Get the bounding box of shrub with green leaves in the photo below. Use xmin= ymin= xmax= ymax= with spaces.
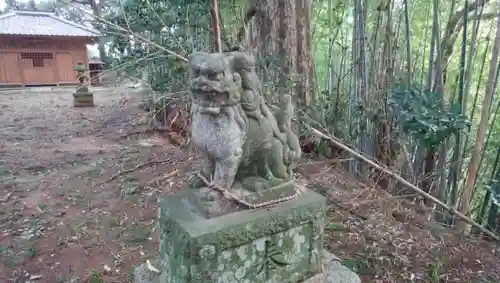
xmin=388 ymin=85 xmax=471 ymax=150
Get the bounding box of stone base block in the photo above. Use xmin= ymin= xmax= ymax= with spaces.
xmin=304 ymin=251 xmax=361 ymax=283
xmin=134 ymin=258 xmax=162 ymax=283
xmin=133 ymin=251 xmax=361 ymax=283
xmin=73 ymin=92 xmax=95 ymax=107
xmin=158 ymin=190 xmax=326 ymax=283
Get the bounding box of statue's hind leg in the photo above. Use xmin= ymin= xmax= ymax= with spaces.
xmin=266 ymin=139 xmax=289 ymax=180
xmin=255 ymin=142 xmax=281 ymax=181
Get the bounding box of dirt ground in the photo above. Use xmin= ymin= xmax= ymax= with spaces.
xmin=0 ymin=87 xmax=499 ymax=283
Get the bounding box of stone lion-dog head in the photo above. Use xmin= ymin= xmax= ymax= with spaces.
xmin=188 ymin=51 xmax=255 ymax=116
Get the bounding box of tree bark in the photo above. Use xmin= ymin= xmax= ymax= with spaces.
xmin=73 ymin=0 xmax=106 ymax=61
xmin=90 ymin=0 xmax=106 ymax=62
xmin=245 ymin=0 xmax=315 ymax=108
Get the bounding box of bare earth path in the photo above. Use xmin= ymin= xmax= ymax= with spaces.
xmin=0 ymin=88 xmax=194 ymax=282
xmin=0 ymin=87 xmax=500 ymax=283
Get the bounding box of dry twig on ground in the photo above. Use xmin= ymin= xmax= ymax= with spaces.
xmin=93 ymin=159 xmax=171 ymax=187
xmin=147 ymin=169 xmax=179 ymax=187
xmin=80 ymin=114 xmax=105 ymax=124
xmin=0 ymin=192 xmax=12 ymax=203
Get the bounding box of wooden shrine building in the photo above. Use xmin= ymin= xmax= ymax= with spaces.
xmin=0 ymin=11 xmax=101 ymax=87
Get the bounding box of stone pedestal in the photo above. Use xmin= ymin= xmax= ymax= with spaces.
xmin=303 ymin=251 xmax=361 ymax=283
xmin=151 ymin=190 xmax=326 ymax=283
xmin=73 ymin=91 xmax=95 ymax=107
xmin=134 ymin=248 xmax=362 ymax=283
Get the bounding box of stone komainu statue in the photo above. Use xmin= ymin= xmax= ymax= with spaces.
xmin=188 ymin=51 xmax=301 ymax=199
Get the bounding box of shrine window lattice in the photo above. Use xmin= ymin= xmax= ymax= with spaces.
xmin=21 ymin=52 xmax=53 ymax=68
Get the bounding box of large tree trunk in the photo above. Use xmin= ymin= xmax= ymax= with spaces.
xmin=245 ymin=0 xmax=315 ymax=108
xmin=73 ymin=0 xmax=106 ymax=61
xmin=90 ymin=0 xmax=106 ymax=62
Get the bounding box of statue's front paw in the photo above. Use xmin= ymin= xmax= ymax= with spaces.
xmin=188 ymin=174 xmax=204 ymax=189
xmin=242 ymin=176 xmax=271 ymax=192
xmin=199 ymin=186 xmax=220 ymax=201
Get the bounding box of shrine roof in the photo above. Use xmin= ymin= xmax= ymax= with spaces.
xmin=0 ymin=11 xmax=101 ymax=37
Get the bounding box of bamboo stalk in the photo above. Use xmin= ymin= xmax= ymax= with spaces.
xmin=458 ymin=11 xmax=500 ymax=231
xmin=310 ymin=127 xmax=499 ymax=241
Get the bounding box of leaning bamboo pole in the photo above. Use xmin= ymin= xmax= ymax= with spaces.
xmin=311 ymin=127 xmax=499 ymax=241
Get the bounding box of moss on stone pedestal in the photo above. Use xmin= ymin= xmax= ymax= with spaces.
xmin=73 ymin=90 xmax=95 ymax=107
xmin=158 ymin=190 xmax=326 ymax=283
xmin=73 ymin=87 xmax=94 ymax=106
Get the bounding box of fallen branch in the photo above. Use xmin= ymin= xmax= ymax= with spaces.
xmin=310 ymin=127 xmax=500 ymax=241
xmin=0 ymin=192 xmax=12 ymax=203
xmin=94 ymin=159 xmax=171 ymax=187
xmin=146 ymin=259 xmax=161 ymax=274
xmin=119 ymin=99 xmax=128 ymax=108
xmin=80 ymin=114 xmax=104 ymax=124
xmin=147 ymin=169 xmax=179 ymax=186
xmin=329 ymin=197 xmax=369 ymax=220
xmin=196 ymin=173 xmax=254 ymax=208
xmin=119 ymin=129 xmax=158 ymax=139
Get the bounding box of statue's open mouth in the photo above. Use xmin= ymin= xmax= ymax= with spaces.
xmin=191 ymin=87 xmax=232 ymax=110
xmin=199 ymin=106 xmax=221 ymax=115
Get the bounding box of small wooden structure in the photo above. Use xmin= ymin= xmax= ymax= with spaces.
xmin=0 ymin=11 xmax=101 ymax=87
xmin=88 ymin=58 xmax=104 ymax=86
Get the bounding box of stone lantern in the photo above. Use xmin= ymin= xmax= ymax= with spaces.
xmin=72 ymin=61 xmax=95 ymax=107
